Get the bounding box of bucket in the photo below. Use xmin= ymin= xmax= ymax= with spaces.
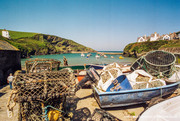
xmin=77 ymin=75 xmax=85 ymax=82
xmin=106 ymin=75 xmax=132 ymax=92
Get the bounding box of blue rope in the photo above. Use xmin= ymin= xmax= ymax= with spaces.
xmin=42 ymin=105 xmax=65 ymax=121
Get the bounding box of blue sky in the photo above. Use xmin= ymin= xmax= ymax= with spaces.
xmin=0 ymin=0 xmax=180 ymax=51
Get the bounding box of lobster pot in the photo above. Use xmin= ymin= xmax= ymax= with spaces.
xmin=25 ymin=59 xmax=61 ymax=73
xmin=19 ymin=98 xmax=64 ymax=121
xmin=12 ymin=69 xmax=75 ymax=121
xmin=13 ymin=69 xmax=75 ymax=102
xmin=143 ymin=51 xmax=176 ymax=77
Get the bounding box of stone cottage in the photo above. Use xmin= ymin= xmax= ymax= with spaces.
xmin=169 ymin=32 xmax=178 ymax=40
xmin=162 ymin=34 xmax=171 ymax=40
xmin=176 ymin=31 xmax=180 ymax=39
xmin=0 ymin=39 xmax=21 ymax=85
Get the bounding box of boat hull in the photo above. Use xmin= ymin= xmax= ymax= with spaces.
xmin=59 ymin=64 xmax=104 ymax=70
xmin=59 ymin=65 xmax=90 ymax=70
xmin=93 ymin=81 xmax=180 ymax=108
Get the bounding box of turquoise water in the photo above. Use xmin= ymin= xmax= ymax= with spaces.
xmin=21 ymin=52 xmax=136 ymax=67
xmin=98 ymin=51 xmax=123 ymax=53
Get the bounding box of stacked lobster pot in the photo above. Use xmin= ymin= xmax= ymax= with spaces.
xmin=25 ymin=58 xmax=61 ymax=73
xmin=7 ymin=59 xmax=76 ymax=121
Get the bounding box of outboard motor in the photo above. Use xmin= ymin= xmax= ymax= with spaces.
xmin=75 ymin=67 xmax=100 ymax=92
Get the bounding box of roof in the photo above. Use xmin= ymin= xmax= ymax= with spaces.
xmin=2 ymin=29 xmax=8 ymax=32
xmin=176 ymin=31 xmax=180 ymax=34
xmin=0 ymin=39 xmax=19 ymax=51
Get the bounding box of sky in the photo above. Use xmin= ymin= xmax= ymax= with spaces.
xmin=0 ymin=0 xmax=180 ymax=51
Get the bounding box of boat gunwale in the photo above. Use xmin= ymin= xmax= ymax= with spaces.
xmin=93 ymin=81 xmax=180 ymax=96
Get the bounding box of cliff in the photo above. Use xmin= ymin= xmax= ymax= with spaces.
xmin=0 ymin=30 xmax=96 ymax=58
xmin=123 ymin=40 xmax=180 ymax=58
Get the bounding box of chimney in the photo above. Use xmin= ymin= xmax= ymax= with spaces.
xmin=144 ymin=35 xmax=147 ymax=40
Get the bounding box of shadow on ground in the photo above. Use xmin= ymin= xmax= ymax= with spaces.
xmin=69 ymin=93 xmax=122 ymax=121
xmin=0 ymin=92 xmax=5 ymax=97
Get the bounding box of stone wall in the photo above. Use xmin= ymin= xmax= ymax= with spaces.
xmin=0 ymin=50 xmax=21 ymax=85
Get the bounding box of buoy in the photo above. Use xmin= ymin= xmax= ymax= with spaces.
xmin=119 ymin=56 xmax=124 ymax=59
xmin=48 ymin=110 xmax=60 ymax=121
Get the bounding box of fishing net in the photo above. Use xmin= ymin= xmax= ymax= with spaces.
xmin=9 ymin=68 xmax=75 ymax=121
xmin=25 ymin=59 xmax=61 ymax=73
xmin=131 ymin=50 xmax=176 ymax=78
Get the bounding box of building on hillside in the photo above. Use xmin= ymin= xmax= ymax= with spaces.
xmin=162 ymin=34 xmax=171 ymax=40
xmin=176 ymin=31 xmax=180 ymax=39
xmin=169 ymin=32 xmax=178 ymax=40
xmin=150 ymin=32 xmax=160 ymax=41
xmin=0 ymin=40 xmax=21 ymax=85
xmin=2 ymin=29 xmax=10 ymax=39
xmin=137 ymin=31 xmax=180 ymax=43
xmin=137 ymin=36 xmax=146 ymax=42
xmin=137 ymin=35 xmax=149 ymax=42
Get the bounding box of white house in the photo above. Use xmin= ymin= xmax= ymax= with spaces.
xmin=150 ymin=32 xmax=160 ymax=41
xmin=2 ymin=29 xmax=10 ymax=39
xmin=137 ymin=35 xmax=148 ymax=42
xmin=163 ymin=34 xmax=170 ymax=40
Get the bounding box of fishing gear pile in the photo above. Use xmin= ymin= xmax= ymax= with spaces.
xmin=7 ymin=59 xmax=76 ymax=121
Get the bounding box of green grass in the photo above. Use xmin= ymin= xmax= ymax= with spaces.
xmin=129 ymin=112 xmax=135 ymax=116
xmin=160 ymin=40 xmax=180 ymax=48
xmin=0 ymin=29 xmax=38 ymax=39
xmin=7 ymin=38 xmax=47 ymax=53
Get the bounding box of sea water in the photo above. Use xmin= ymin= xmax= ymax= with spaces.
xmin=21 ymin=51 xmax=136 ymax=67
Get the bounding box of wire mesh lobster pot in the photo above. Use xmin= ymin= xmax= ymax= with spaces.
xmin=12 ymin=68 xmax=75 ymax=121
xmin=143 ymin=50 xmax=176 ymax=77
xmin=18 ymin=98 xmax=65 ymax=121
xmin=25 ymin=59 xmax=61 ymax=73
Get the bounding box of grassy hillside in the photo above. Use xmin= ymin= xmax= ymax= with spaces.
xmin=0 ymin=29 xmax=37 ymax=39
xmin=0 ymin=30 xmax=95 ymax=58
xmin=123 ymin=40 xmax=180 ymax=57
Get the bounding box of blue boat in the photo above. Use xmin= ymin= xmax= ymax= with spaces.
xmin=58 ymin=64 xmax=104 ymax=70
xmin=93 ymin=81 xmax=180 ymax=108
